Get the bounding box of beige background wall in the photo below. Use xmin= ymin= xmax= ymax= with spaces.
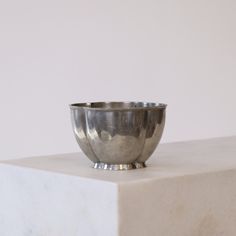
xmin=0 ymin=0 xmax=235 ymax=159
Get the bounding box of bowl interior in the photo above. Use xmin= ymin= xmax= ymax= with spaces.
xmin=70 ymin=101 xmax=165 ymax=109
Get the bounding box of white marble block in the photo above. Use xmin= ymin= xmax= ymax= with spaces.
xmin=1 ymin=136 xmax=236 ymax=236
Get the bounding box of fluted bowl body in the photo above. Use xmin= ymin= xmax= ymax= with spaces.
xmin=70 ymin=102 xmax=167 ymax=170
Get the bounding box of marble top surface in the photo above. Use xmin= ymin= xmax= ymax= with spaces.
xmin=1 ymin=136 xmax=236 ymax=184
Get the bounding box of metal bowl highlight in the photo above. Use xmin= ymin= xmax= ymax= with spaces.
xmin=70 ymin=102 xmax=167 ymax=170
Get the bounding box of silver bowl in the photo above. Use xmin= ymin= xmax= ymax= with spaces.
xmin=70 ymin=102 xmax=167 ymax=170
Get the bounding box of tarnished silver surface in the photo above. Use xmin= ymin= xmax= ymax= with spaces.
xmin=70 ymin=102 xmax=167 ymax=170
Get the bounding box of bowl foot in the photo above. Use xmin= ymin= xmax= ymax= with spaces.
xmin=93 ymin=162 xmax=146 ymax=171
xmin=134 ymin=162 xmax=146 ymax=169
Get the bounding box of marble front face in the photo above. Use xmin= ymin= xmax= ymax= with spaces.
xmin=0 ymin=165 xmax=118 ymax=236
xmin=0 ymin=136 xmax=236 ymax=236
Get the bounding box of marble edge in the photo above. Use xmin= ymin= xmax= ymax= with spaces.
xmin=1 ymin=135 xmax=236 ymax=185
xmin=1 ymin=161 xmax=236 ymax=186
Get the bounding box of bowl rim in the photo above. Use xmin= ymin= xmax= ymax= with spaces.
xmin=69 ymin=101 xmax=167 ymax=111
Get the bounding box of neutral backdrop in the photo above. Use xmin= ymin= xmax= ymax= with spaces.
xmin=0 ymin=0 xmax=235 ymax=160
